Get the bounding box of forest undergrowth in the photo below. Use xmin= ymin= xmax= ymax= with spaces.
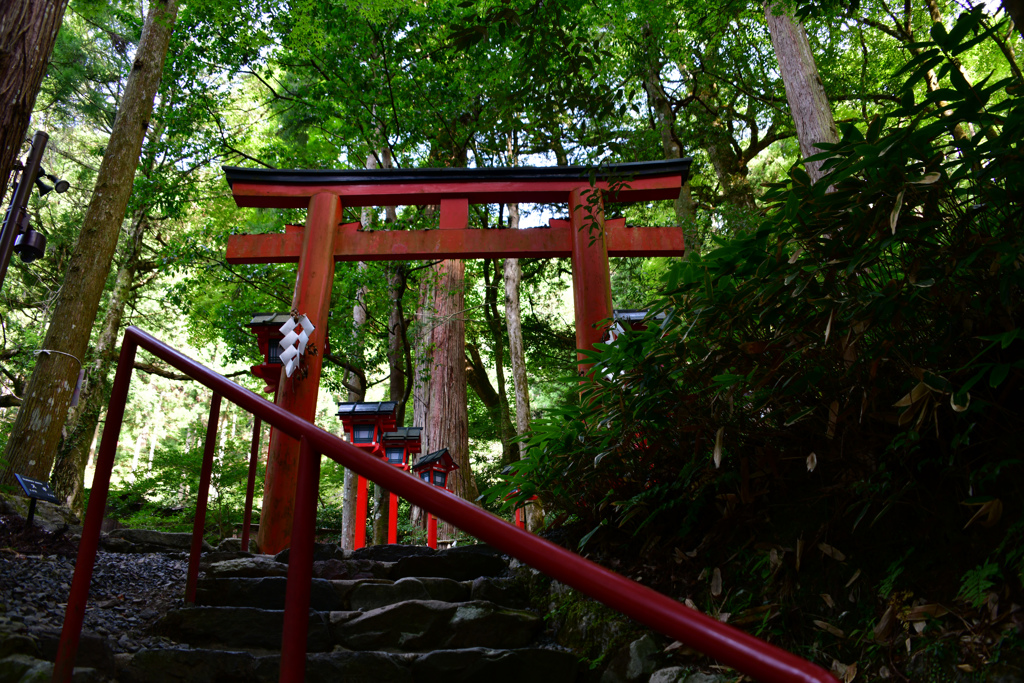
xmin=492 ymin=11 xmax=1024 ymax=679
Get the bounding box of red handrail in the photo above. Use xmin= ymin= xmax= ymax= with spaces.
xmin=52 ymin=327 xmax=838 ymax=683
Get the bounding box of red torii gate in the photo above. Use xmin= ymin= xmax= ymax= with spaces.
xmin=223 ymin=159 xmax=692 ymax=554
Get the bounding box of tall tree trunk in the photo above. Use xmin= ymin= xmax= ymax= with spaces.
xmin=503 ymin=256 xmax=530 ymax=458
xmin=0 ymin=0 xmax=70 ymax=203
xmin=410 ymin=272 xmax=434 ymax=528
xmin=50 ymin=209 xmax=149 ymax=514
xmin=643 ymin=60 xmax=698 ymax=229
xmin=483 ymin=259 xmax=515 ymax=465
xmin=764 ymin=2 xmax=838 ymax=185
xmin=426 ymin=258 xmax=476 ymax=503
xmin=1002 ymin=0 xmax=1024 ymax=43
xmin=1 ymin=0 xmax=179 ymax=488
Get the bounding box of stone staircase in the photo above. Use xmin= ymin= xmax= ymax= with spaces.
xmin=115 ymin=543 xmax=580 ymax=683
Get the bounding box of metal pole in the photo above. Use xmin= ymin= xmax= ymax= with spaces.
xmin=241 ymin=416 xmax=262 ymax=552
xmin=0 ymin=131 xmax=48 ymax=293
xmin=185 ymin=394 xmax=222 ymax=605
xmin=280 ymin=436 xmax=319 ymax=683
xmin=52 ymin=338 xmax=138 ymax=683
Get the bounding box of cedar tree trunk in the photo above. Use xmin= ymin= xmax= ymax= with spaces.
xmin=1 ymin=0 xmax=178 ymax=488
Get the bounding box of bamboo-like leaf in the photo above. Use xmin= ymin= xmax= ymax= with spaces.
xmin=824 ymin=310 xmax=833 ymax=344
xmin=711 ymin=567 xmax=723 ymax=596
xmin=819 ymin=542 xmax=847 ymax=561
xmin=951 ymin=391 xmax=970 ymax=412
xmin=893 ymin=382 xmax=930 ymax=407
xmin=814 ymin=620 xmax=845 ymax=637
xmin=910 ymin=172 xmax=941 ymax=185
xmin=713 ymin=427 xmax=723 ymax=468
xmin=890 ymin=189 xmax=905 ymax=234
xmin=807 ymin=452 xmax=818 ymax=472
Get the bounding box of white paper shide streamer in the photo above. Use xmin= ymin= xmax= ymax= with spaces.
xmin=278 ymin=314 xmax=315 ymax=378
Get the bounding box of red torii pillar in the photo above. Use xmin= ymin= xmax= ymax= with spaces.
xmin=258 ymin=192 xmax=341 ymax=555
xmin=224 ymin=161 xmax=690 ymax=553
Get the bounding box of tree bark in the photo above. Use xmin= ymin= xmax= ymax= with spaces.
xmin=483 ymin=259 xmax=515 ymax=465
xmin=643 ymin=60 xmax=699 ymax=228
xmin=1 ymin=0 xmax=178 ymax=489
xmin=503 ymin=255 xmax=531 ymax=459
xmin=1002 ymin=0 xmax=1024 ymax=43
xmin=426 ymin=258 xmax=476 ymax=503
xmin=764 ymin=2 xmax=838 ymax=184
xmin=0 ymin=0 xmax=70 ymax=204
xmin=49 ymin=210 xmax=149 ymax=514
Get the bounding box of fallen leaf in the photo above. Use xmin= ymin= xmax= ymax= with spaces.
xmin=685 ymin=598 xmax=699 ymax=611
xmin=814 ymin=620 xmax=845 ymax=638
xmin=873 ymin=605 xmax=896 ymax=641
xmin=821 ymin=593 xmax=835 ymax=609
xmin=663 ymin=640 xmax=683 ymax=652
xmin=951 ymin=391 xmax=970 ymax=412
xmin=894 ymin=381 xmax=931 ymax=407
xmin=905 ymin=604 xmax=949 ymax=620
xmin=819 ymin=542 xmax=847 ymax=562
xmin=911 ymin=172 xmax=941 ymax=185
xmin=711 ymin=567 xmax=723 ymax=597
xmin=770 ymin=548 xmax=781 ymax=569
xmin=912 ymin=620 xmax=927 ymax=633
xmin=824 ymin=310 xmax=833 ymax=344
xmin=879 ymin=666 xmax=891 ymax=678
xmin=717 ymin=612 xmax=731 ymax=623
xmin=713 ymin=427 xmax=724 ymax=468
xmin=957 ymin=664 xmax=975 ymax=673
xmin=964 ymin=498 xmax=1003 ymax=529
xmin=807 ymin=452 xmax=818 ymax=472
xmin=844 ymin=662 xmax=858 ymax=682
xmin=846 ymin=569 xmax=862 ymax=587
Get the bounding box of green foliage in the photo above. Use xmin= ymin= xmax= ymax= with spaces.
xmin=958 ymin=562 xmax=1000 ymax=608
xmin=493 ymin=11 xmax=1024 ymax=595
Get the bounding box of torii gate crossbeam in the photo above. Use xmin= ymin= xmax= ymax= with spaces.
xmin=223 ymin=159 xmax=692 ymax=554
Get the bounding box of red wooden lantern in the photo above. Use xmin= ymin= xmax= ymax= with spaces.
xmin=412 ymin=448 xmax=458 ymax=489
xmin=336 ymin=401 xmax=398 ymax=549
xmin=247 ymin=313 xmax=292 ymax=393
xmin=381 ymin=427 xmax=422 ymax=468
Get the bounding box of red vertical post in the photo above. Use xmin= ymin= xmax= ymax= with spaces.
xmin=569 ymin=187 xmax=612 ymax=374
xmin=241 ymin=416 xmax=262 ymax=553
xmin=53 ymin=339 xmax=138 ymax=683
xmin=354 ymin=475 xmax=368 ymax=549
xmin=388 ymin=491 xmax=399 ymax=544
xmin=258 ymin=192 xmax=342 ymax=555
xmin=515 ymin=507 xmax=525 ymax=530
xmin=280 ymin=436 xmax=320 ymax=683
xmin=427 ymin=513 xmax=437 ymax=549
xmin=186 ymin=394 xmax=222 ymax=605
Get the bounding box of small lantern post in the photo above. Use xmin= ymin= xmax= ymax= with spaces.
xmin=337 ymin=401 xmax=398 ymax=549
xmin=381 ymin=427 xmax=422 ymax=544
xmin=411 ymin=448 xmax=459 ymax=549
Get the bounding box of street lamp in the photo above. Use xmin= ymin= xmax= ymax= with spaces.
xmin=0 ymin=131 xmax=69 ymax=290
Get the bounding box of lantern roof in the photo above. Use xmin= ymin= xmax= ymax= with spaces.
xmin=248 ymin=312 xmax=293 ymax=327
xmin=382 ymin=427 xmax=422 ymax=442
xmin=337 ymin=401 xmax=398 ymax=417
xmin=412 ymin=448 xmax=458 ymax=472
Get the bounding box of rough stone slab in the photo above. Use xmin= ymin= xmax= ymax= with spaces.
xmin=116 ymin=648 xmax=261 ymax=683
xmin=107 ymin=529 xmax=213 ymax=554
xmin=314 ymin=558 xmax=392 ymax=581
xmin=274 ymin=543 xmax=348 ymax=564
xmin=349 ymin=577 xmax=432 ymax=611
xmin=215 ymin=538 xmax=258 ymax=553
xmin=36 ymin=632 xmax=116 ymax=675
xmin=391 ymin=546 xmax=508 ymax=582
xmin=334 ymin=599 xmax=540 ymax=652
xmin=412 ymin=647 xmax=579 ymax=683
xmin=194 ymin=577 xmax=366 ymax=611
xmin=0 ymin=653 xmax=101 ymax=683
xmin=0 ymin=493 xmax=80 ymax=534
xmin=206 ymin=556 xmax=289 ymax=578
xmin=154 ymin=607 xmax=333 ymax=652
xmin=349 ymin=545 xmax=436 ymax=562
xmin=469 ymin=576 xmax=529 ymax=608
xmin=255 ymin=651 xmax=414 ymax=682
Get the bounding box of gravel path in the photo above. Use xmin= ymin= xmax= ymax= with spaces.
xmin=0 ymin=515 xmax=189 ymax=655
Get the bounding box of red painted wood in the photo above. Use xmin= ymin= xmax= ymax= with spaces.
xmin=229 ymin=176 xmax=683 ymax=209
xmin=56 ymin=326 xmax=838 ymax=683
xmin=186 ymin=394 xmax=221 ymax=605
xmin=279 ymin=436 xmax=319 ymax=683
xmin=226 ymin=221 xmax=684 ymax=264
xmin=427 ymin=513 xmax=437 ymax=549
xmin=257 ymin=192 xmax=342 ymax=555
xmin=389 ymin=491 xmax=399 ymax=544
xmin=570 ymin=188 xmax=613 ymax=370
xmin=355 ymin=475 xmax=368 ymax=549
xmin=439 ymin=198 xmax=468 ymax=229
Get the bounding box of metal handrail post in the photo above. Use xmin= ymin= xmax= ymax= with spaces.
xmin=185 ymin=394 xmax=222 ymax=605
xmin=241 ymin=416 xmax=262 ymax=552
xmin=279 ymin=436 xmax=319 ymax=683
xmin=52 ymin=338 xmax=138 ymax=682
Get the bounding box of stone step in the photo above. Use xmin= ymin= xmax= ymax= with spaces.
xmin=204 ymin=544 xmax=510 ymax=583
xmin=117 ymin=646 xmax=579 ymax=683
xmin=195 ymin=575 xmax=526 ymax=611
xmin=155 ymin=599 xmax=541 ymax=653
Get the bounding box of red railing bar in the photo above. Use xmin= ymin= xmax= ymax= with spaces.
xmin=185 ymin=394 xmax=222 ymax=605
xmin=53 ymin=327 xmax=838 ymax=683
xmin=279 ymin=436 xmax=319 ymax=683
xmin=241 ymin=416 xmax=262 ymax=552
xmin=53 ymin=340 xmax=138 ymax=682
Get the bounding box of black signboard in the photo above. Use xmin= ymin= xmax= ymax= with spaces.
xmin=14 ymin=474 xmax=60 ymax=504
